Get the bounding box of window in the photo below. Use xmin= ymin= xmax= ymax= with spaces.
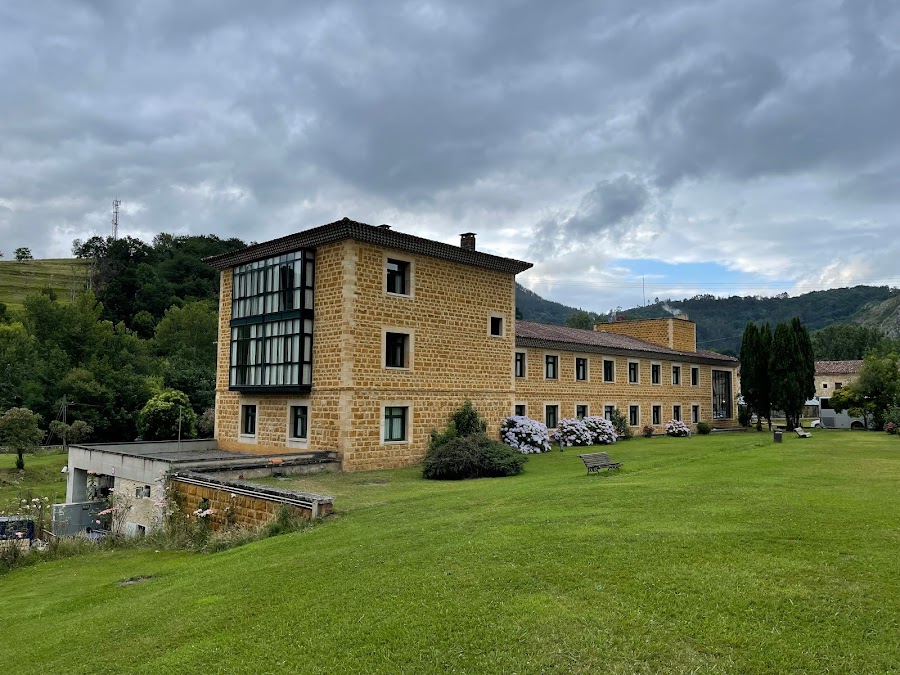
xmin=385 ymin=332 xmax=410 ymax=369
xmin=692 ymin=405 xmax=700 ymax=424
xmin=290 ymin=405 xmax=308 ymax=439
xmin=134 ymin=486 xmax=151 ymax=499
xmin=514 ymin=404 xmax=526 ymax=417
xmin=575 ymin=357 xmax=587 ymax=381
xmin=822 ymin=383 xmax=828 ymax=389
xmin=490 ymin=315 xmax=504 ymax=337
xmin=629 ymin=405 xmax=639 ymax=426
xmin=820 ymin=397 xmax=832 ymax=410
xmin=545 ymin=404 xmax=559 ymax=428
xmin=241 ymin=404 xmax=257 ymax=436
xmin=628 ymin=361 xmax=639 ymax=384
xmin=603 ymin=359 xmax=615 ymax=382
xmin=545 ymin=355 xmax=558 ymax=379
xmin=230 ymin=250 xmax=315 ymax=391
xmin=383 ymin=406 xmax=408 ymax=442
xmin=576 ymin=404 xmax=588 ymax=419
xmin=835 ymin=382 xmax=843 ymax=389
xmin=672 ymin=405 xmax=681 ymax=422
xmin=672 ymin=365 xmax=681 ymax=385
xmin=651 ymin=363 xmax=661 ymax=385
xmin=652 ymin=405 xmax=661 ymax=425
xmin=386 ymin=258 xmax=410 ymax=295
xmin=712 ymin=370 xmax=733 ymax=419
xmin=604 ymin=405 xmax=615 ymax=420
xmin=691 ymin=367 xmax=699 ymax=386
xmin=515 ymin=352 xmax=526 ymax=378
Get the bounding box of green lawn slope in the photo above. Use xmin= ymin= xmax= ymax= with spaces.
xmin=0 ymin=258 xmax=90 ymax=310
xmin=3 ymin=433 xmax=900 ymax=673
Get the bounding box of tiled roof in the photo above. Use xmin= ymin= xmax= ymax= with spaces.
xmin=515 ymin=321 xmax=739 ymax=366
xmin=815 ymin=360 xmax=863 ymax=375
xmin=204 ymin=217 xmax=533 ymax=275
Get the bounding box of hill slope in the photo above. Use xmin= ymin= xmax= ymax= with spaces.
xmin=855 ymin=293 xmax=900 ymax=338
xmin=0 ymin=258 xmax=90 ymax=309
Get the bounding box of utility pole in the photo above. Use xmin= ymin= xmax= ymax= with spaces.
xmin=111 ymin=199 xmax=121 ymax=240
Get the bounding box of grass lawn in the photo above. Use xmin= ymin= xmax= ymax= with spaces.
xmin=0 ymin=258 xmax=90 ymax=310
xmin=0 ymin=449 xmax=68 ymax=513
xmin=3 ymin=432 xmax=900 ymax=673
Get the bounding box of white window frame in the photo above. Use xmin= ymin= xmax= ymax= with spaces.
xmin=488 ymin=313 xmax=506 ymax=338
xmin=383 ymin=253 xmax=415 ymax=299
xmin=602 ymin=357 xmax=616 ymax=383
xmin=286 ymin=398 xmax=310 ymax=448
xmin=691 ymin=366 xmax=700 ymax=387
xmin=628 ymin=404 xmax=641 ymax=427
xmin=239 ymin=398 xmax=259 ymax=444
xmin=651 ymin=362 xmax=662 ymax=386
xmin=381 ymin=401 xmax=412 ymax=445
xmin=651 ymin=403 xmax=662 ymax=426
xmin=544 ymin=402 xmax=561 ymax=429
xmin=672 ymin=404 xmax=682 ymax=422
xmin=514 ymin=402 xmax=528 ymax=417
xmin=672 ymin=364 xmax=682 ymax=386
xmin=603 ymin=403 xmax=616 ymax=420
xmin=514 ymin=351 xmax=527 ymax=378
xmin=382 ymin=327 xmax=414 ymax=371
xmin=628 ymin=359 xmax=640 ymax=384
xmin=574 ymin=355 xmax=589 ymax=382
xmin=544 ymin=353 xmax=560 ymax=380
xmin=575 ymin=402 xmax=589 ymax=419
xmin=691 ymin=403 xmax=701 ymax=424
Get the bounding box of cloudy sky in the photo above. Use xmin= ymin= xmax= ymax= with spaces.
xmin=1 ymin=0 xmax=899 ymax=312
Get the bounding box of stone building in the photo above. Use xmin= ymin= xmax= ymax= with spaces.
xmin=814 ymin=360 xmax=863 ymax=394
xmin=204 ymin=218 xmax=739 ymax=471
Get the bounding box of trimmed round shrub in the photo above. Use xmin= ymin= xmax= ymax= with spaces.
xmin=500 ymin=416 xmax=551 ymax=454
xmin=423 ymin=433 xmax=526 ymax=480
xmin=665 ymin=419 xmax=691 ymax=437
xmin=582 ymin=416 xmax=618 ymax=444
xmin=552 ymin=418 xmax=593 ymax=448
xmin=696 ymin=421 xmax=712 ymax=435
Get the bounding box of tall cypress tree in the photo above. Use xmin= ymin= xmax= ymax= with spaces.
xmin=792 ymin=317 xmax=816 ymax=402
xmin=770 ymin=320 xmax=807 ymax=431
xmin=739 ymin=323 xmax=759 ymax=427
xmin=757 ymin=323 xmax=773 ymax=430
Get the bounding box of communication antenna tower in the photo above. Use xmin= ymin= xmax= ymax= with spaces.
xmin=112 ymin=199 xmax=121 ymax=239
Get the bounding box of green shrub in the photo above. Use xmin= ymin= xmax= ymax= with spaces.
xmin=609 ymin=408 xmax=633 ymax=440
xmin=738 ymin=404 xmax=751 ymax=427
xmin=697 ymin=422 xmax=712 ymax=435
xmin=641 ymin=425 xmax=654 ymax=438
xmin=451 ymin=399 xmax=487 ymax=436
xmin=884 ymin=407 xmax=900 ymax=434
xmin=423 ymin=433 xmax=526 ymax=480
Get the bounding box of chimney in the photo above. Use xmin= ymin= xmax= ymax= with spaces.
xmin=377 ymin=224 xmax=391 ymax=230
xmin=460 ymin=232 xmax=476 ymax=251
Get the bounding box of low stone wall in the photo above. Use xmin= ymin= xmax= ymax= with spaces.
xmin=169 ymin=473 xmax=334 ymax=531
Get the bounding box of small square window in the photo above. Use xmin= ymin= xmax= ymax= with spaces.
xmin=386 ymin=259 xmax=410 ymax=295
xmin=545 ymin=355 xmax=558 ymax=379
xmin=628 ymin=361 xmax=639 ymax=384
xmin=629 ymin=405 xmax=639 ymax=426
xmin=652 ymin=405 xmax=661 ymax=425
xmin=385 ymin=332 xmax=409 ymax=369
xmin=514 ymin=404 xmax=526 ymax=417
xmin=576 ymin=404 xmax=588 ymax=419
xmin=603 ymin=359 xmax=615 ymax=382
xmin=241 ymin=404 xmax=257 ymax=436
xmin=490 ymin=316 xmax=504 ymax=337
xmin=651 ymin=364 xmax=661 ymax=385
xmin=515 ymin=352 xmax=526 ymax=378
xmin=290 ymin=405 xmax=308 ymax=439
xmin=545 ymin=405 xmax=559 ymax=428
xmin=575 ymin=357 xmax=587 ymax=381
xmin=692 ymin=405 xmax=700 ymax=424
xmin=384 ymin=406 xmax=408 ymax=442
xmin=673 ymin=405 xmax=682 ymax=422
xmin=691 ymin=367 xmax=699 ymax=386
xmin=672 ymin=366 xmax=681 ymax=385
xmin=823 ymin=383 xmax=828 ymax=389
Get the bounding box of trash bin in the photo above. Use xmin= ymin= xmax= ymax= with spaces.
xmin=773 ymin=430 xmax=783 ymax=443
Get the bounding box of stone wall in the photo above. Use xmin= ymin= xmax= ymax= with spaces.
xmin=169 ymin=475 xmax=333 ymax=531
xmin=597 ymin=318 xmax=697 ymax=352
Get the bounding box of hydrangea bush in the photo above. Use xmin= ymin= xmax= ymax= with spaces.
xmin=500 ymin=416 xmax=551 ymax=454
xmin=552 ymin=418 xmax=593 ymax=448
xmin=665 ymin=419 xmax=691 ymax=437
xmin=582 ymin=416 xmax=618 ymax=444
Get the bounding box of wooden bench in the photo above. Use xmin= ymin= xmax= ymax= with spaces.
xmin=578 ymin=452 xmax=622 ymax=474
xmin=795 ymin=427 xmax=811 ymax=438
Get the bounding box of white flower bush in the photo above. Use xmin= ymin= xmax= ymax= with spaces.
xmin=500 ymin=416 xmax=551 ymax=454
xmin=552 ymin=418 xmax=593 ymax=448
xmin=665 ymin=419 xmax=691 ymax=437
xmin=582 ymin=416 xmax=618 ymax=444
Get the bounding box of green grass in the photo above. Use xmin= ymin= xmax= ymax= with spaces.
xmin=0 ymin=258 xmax=90 ymax=310
xmin=0 ymin=449 xmax=68 ymax=512
xmin=3 ymin=432 xmax=900 ymax=673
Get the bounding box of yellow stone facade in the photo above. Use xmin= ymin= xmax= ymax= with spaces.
xmin=597 ymin=317 xmax=697 ymax=352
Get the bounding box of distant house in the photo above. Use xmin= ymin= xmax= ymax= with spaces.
xmin=815 ymin=360 xmax=863 ymax=394
xmin=204 ymin=218 xmax=740 ymax=471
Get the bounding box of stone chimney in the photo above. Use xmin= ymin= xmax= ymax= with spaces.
xmin=460 ymin=232 xmax=476 ymax=251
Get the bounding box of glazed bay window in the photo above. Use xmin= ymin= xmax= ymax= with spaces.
xmin=628 ymin=361 xmax=639 ymax=384
xmin=290 ymin=405 xmax=308 ymax=440
xmin=603 ymin=359 xmax=615 ymax=382
xmin=515 ymin=352 xmax=526 ymax=378
xmin=385 ymin=332 xmax=410 ymax=369
xmin=575 ymin=357 xmax=587 ymax=381
xmin=672 ymin=365 xmax=681 ymax=385
xmin=386 ymin=258 xmax=410 ymax=295
xmin=545 ymin=355 xmax=558 ymax=379
xmin=230 ymin=250 xmax=315 ymax=392
xmin=241 ymin=404 xmax=257 ymax=436
xmin=383 ymin=406 xmax=408 ymax=442
xmin=651 ymin=363 xmax=661 ymax=385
